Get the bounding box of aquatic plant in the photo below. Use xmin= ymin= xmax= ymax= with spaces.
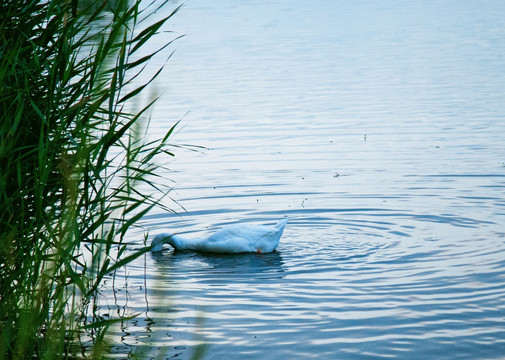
xmin=0 ymin=0 xmax=180 ymax=358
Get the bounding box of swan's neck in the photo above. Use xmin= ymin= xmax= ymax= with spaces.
xmin=151 ymin=233 xmax=194 ymax=252
xmin=151 ymin=233 xmax=175 ymax=252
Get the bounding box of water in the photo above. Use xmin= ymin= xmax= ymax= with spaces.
xmin=104 ymin=1 xmax=505 ymax=358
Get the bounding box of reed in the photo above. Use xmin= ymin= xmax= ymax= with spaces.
xmin=0 ymin=0 xmax=180 ymax=358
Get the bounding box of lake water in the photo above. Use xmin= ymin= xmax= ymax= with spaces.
xmin=104 ymin=0 xmax=505 ymax=358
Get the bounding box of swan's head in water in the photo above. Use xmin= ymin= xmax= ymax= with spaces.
xmin=151 ymin=233 xmax=174 ymax=252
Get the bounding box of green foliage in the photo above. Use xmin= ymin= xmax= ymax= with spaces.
xmin=0 ymin=0 xmax=180 ymax=358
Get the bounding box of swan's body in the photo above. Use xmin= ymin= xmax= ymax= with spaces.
xmin=151 ymin=218 xmax=288 ymax=254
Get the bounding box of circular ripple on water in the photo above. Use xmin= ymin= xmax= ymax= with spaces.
xmin=119 ymin=224 xmax=505 ymax=360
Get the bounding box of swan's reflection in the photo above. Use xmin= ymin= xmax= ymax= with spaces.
xmin=151 ymin=249 xmax=286 ymax=281
xmin=142 ymin=250 xmax=287 ymax=358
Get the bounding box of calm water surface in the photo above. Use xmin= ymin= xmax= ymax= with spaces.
xmin=104 ymin=1 xmax=505 ymax=358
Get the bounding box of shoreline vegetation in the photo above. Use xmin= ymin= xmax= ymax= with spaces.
xmin=0 ymin=0 xmax=180 ymax=358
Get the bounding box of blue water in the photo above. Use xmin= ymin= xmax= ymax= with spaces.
xmin=103 ymin=1 xmax=505 ymax=358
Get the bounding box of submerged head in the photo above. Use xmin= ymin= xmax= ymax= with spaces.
xmin=151 ymin=233 xmax=173 ymax=252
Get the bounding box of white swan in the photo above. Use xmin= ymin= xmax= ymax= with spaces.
xmin=151 ymin=218 xmax=288 ymax=254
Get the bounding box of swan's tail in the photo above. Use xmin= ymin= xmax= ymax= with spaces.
xmin=275 ymin=218 xmax=289 ymax=230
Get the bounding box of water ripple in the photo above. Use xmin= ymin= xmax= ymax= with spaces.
xmin=105 ymin=0 xmax=505 ymax=358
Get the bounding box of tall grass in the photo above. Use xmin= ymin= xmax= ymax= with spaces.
xmin=0 ymin=0 xmax=180 ymax=358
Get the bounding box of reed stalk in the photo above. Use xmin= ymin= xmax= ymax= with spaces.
xmin=0 ymin=0 xmax=180 ymax=358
